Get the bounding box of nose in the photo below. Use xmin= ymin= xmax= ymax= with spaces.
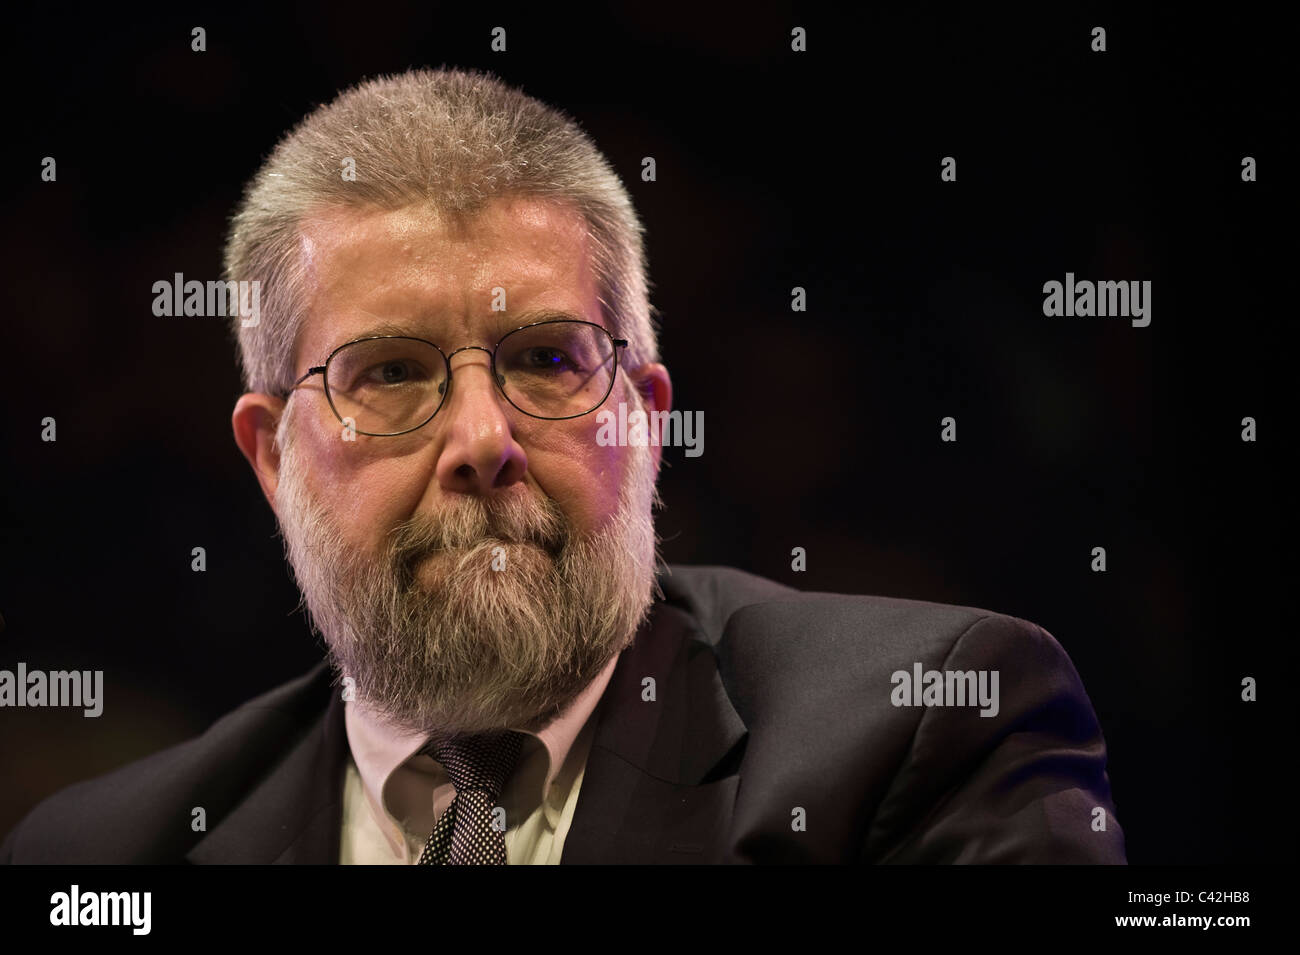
xmin=433 ymin=347 xmax=528 ymax=496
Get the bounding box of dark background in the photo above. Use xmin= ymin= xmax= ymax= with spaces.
xmin=0 ymin=3 xmax=1289 ymax=863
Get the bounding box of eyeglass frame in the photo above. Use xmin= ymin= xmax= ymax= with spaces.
xmin=278 ymin=318 xmax=630 ymax=436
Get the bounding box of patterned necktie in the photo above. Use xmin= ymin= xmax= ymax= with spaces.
xmin=417 ymin=730 xmax=525 ymax=865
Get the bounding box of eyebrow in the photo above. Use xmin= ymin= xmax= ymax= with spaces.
xmin=347 ymin=308 xmax=600 ymax=346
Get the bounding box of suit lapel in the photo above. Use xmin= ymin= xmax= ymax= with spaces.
xmin=561 ymin=601 xmax=749 ymax=863
xmin=186 ymin=674 xmax=348 ymax=864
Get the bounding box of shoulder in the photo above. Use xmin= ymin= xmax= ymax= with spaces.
xmin=662 ymin=565 xmax=1123 ymax=862
xmin=660 ymin=562 xmax=1030 ymax=661
xmin=0 ymin=661 xmax=335 ymax=863
xmin=662 ymin=563 xmax=1089 ymax=709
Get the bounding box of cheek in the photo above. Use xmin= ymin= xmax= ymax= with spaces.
xmin=297 ymin=416 xmax=438 ymax=549
xmin=530 ymin=415 xmax=630 ymax=532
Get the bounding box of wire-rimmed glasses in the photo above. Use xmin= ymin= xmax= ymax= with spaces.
xmin=282 ymin=319 xmax=628 ymax=436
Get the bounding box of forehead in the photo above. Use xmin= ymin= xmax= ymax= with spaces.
xmin=293 ymin=196 xmax=601 ymax=357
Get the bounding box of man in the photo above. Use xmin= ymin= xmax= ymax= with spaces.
xmin=1 ymin=68 xmax=1125 ymax=864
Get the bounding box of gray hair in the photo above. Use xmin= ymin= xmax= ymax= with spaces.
xmin=223 ymin=67 xmax=658 ymax=395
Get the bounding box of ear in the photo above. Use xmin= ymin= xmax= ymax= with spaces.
xmin=232 ymin=393 xmax=287 ymax=509
xmin=625 ymin=361 xmax=672 ymax=475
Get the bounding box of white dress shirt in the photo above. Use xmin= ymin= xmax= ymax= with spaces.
xmin=339 ymin=653 xmax=619 ymax=864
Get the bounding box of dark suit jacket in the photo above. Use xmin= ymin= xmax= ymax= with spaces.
xmin=1 ymin=565 xmax=1126 ymax=863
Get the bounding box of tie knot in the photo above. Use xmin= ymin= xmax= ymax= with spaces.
xmin=422 ymin=730 xmax=525 ymax=798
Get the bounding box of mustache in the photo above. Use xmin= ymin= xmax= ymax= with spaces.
xmin=385 ymin=490 xmax=570 ymax=577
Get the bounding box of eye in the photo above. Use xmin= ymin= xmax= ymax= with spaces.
xmin=523 ymin=347 xmax=577 ymax=372
xmin=364 ymin=360 xmax=422 ymax=385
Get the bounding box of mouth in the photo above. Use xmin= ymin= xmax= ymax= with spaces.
xmin=404 ymin=534 xmax=564 ymax=572
xmin=482 ymin=524 xmax=567 ymax=555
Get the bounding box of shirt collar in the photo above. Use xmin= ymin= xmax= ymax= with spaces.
xmin=345 ymin=652 xmax=619 ymax=855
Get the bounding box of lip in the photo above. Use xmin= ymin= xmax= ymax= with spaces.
xmin=408 ymin=534 xmax=564 ymax=562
